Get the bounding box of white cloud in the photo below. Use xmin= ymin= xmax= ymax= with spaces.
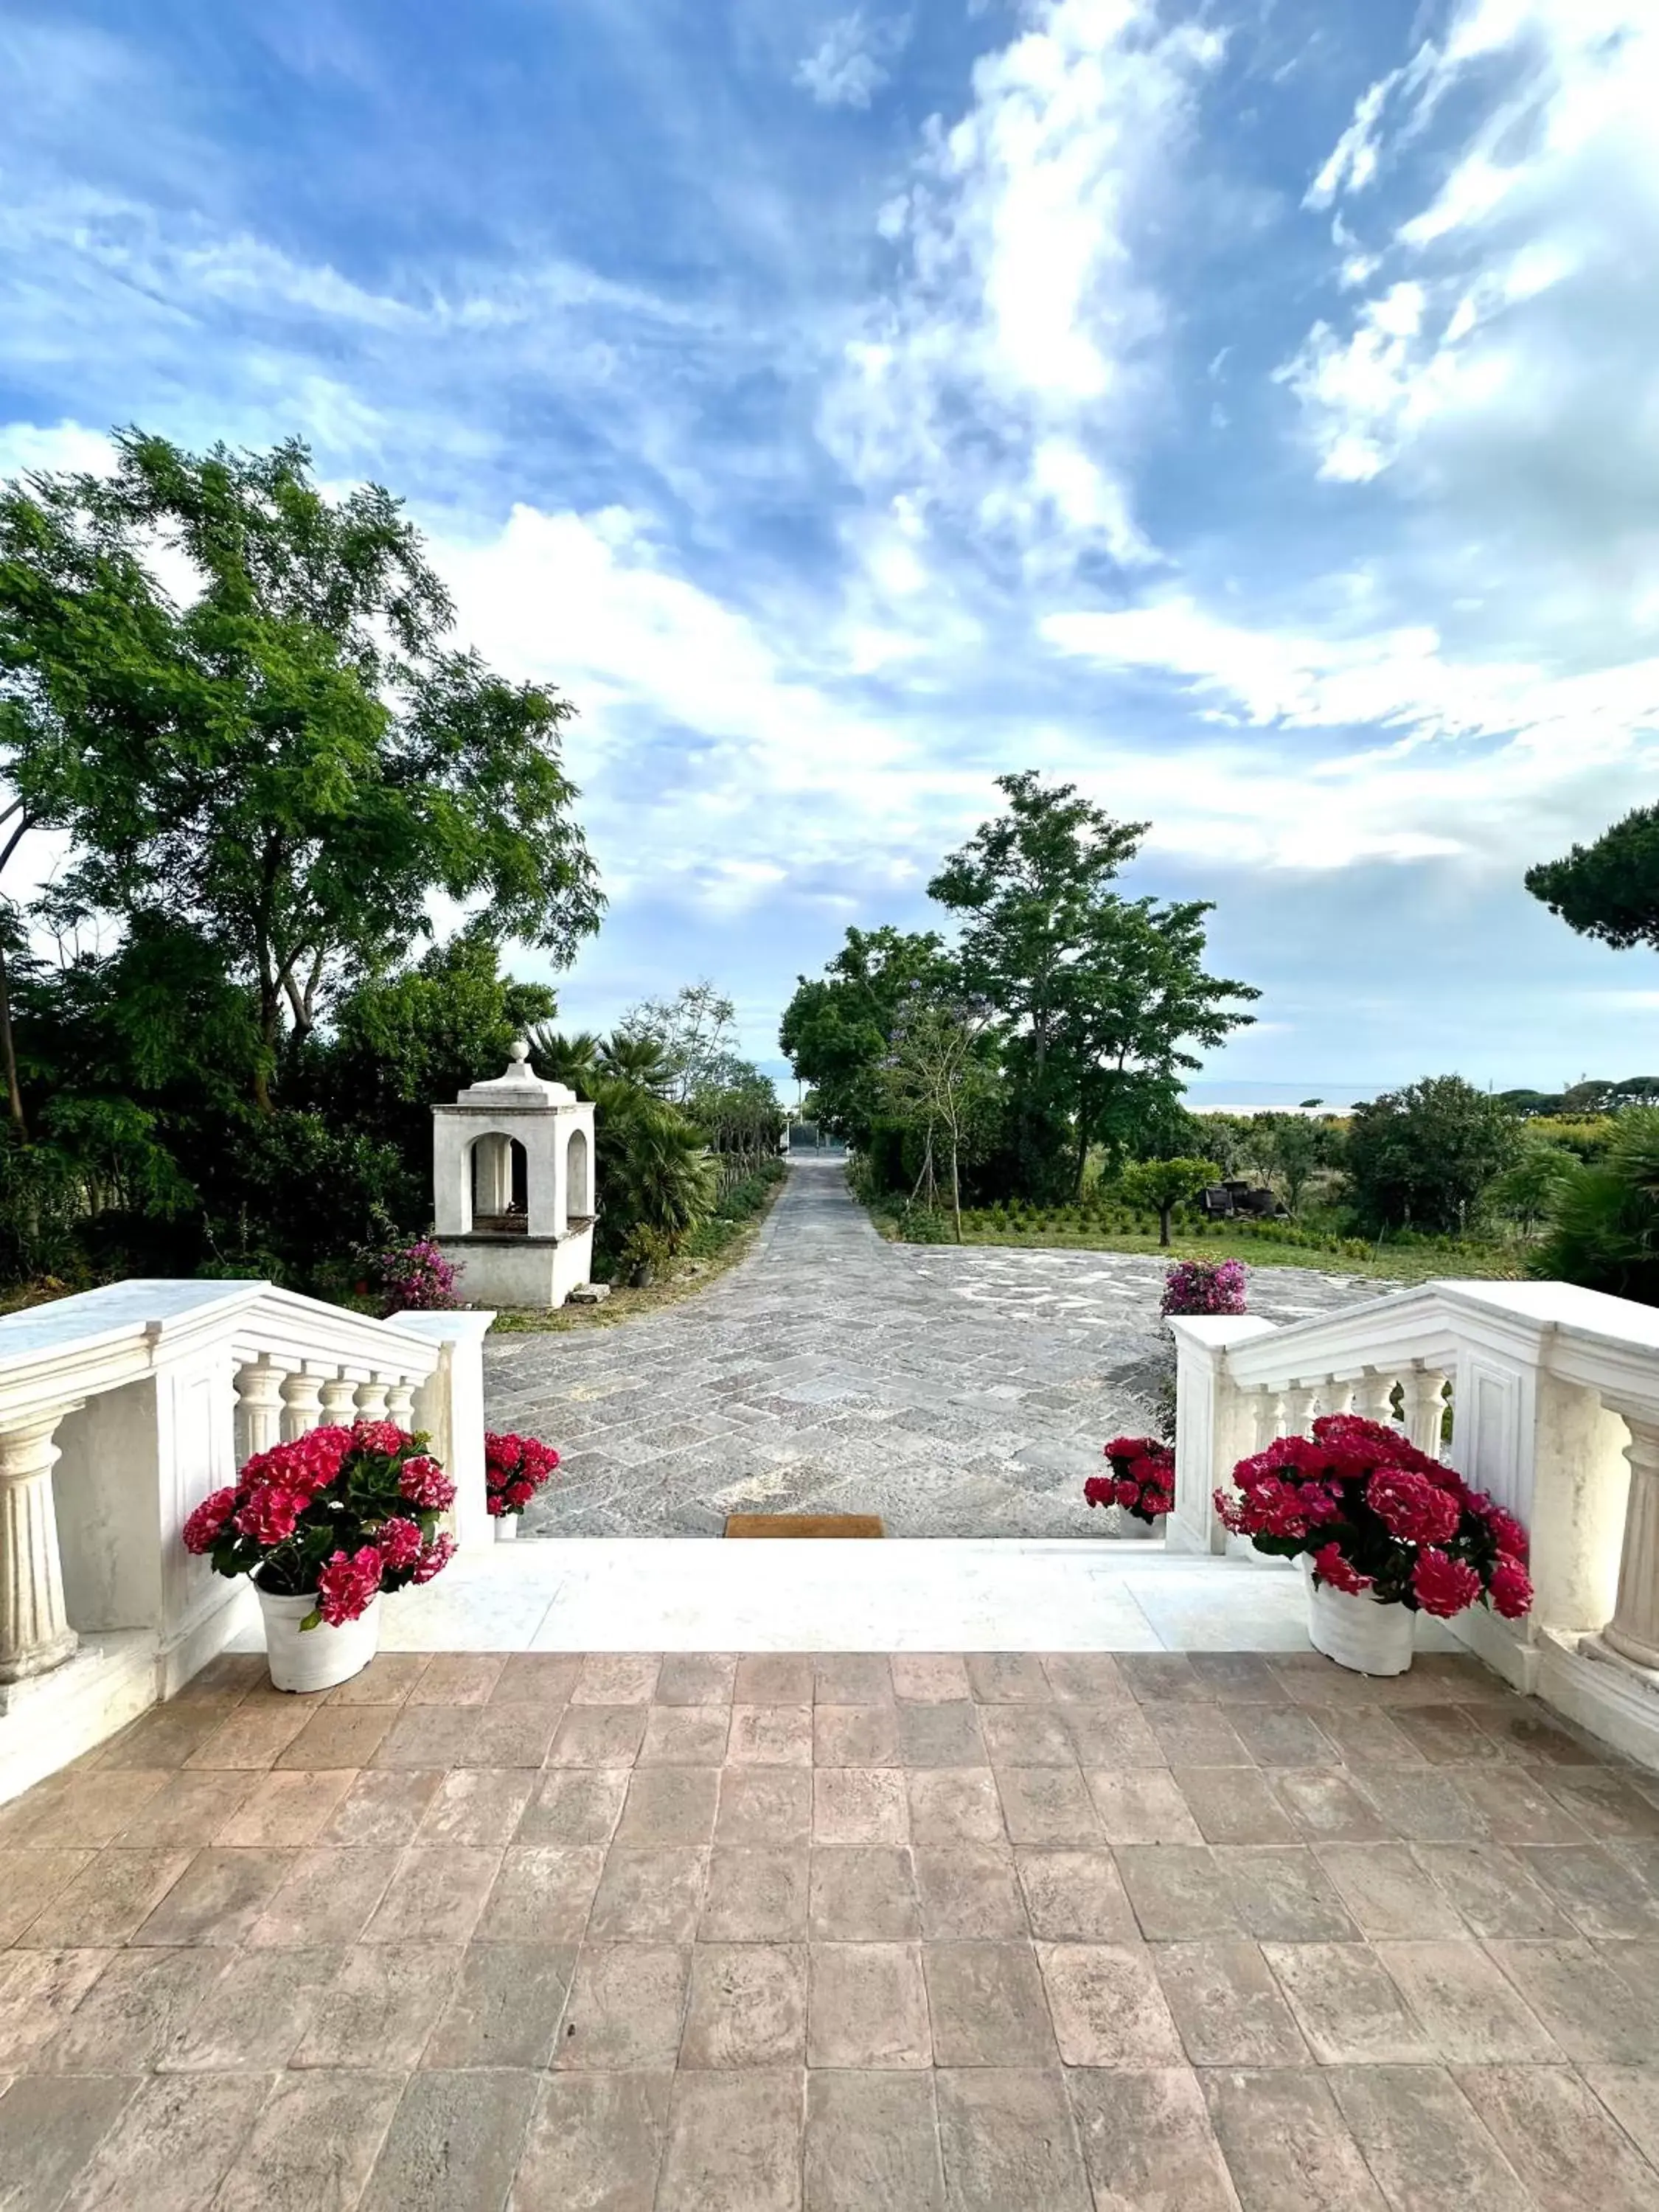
xmin=1284 ymin=0 xmax=1659 ymax=665
xmin=796 ymin=12 xmax=908 ymax=109
xmin=820 ymin=0 xmax=1222 ymax=579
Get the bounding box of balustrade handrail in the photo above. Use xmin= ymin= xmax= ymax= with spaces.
xmin=0 ymin=1278 xmax=445 ymax=1425
xmin=1209 ymin=1277 xmax=1659 ymax=1419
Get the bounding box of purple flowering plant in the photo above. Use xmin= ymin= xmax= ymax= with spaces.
xmin=1160 ymin=1259 xmax=1248 ymax=1318
xmin=370 ymin=1238 xmax=459 ymax=1313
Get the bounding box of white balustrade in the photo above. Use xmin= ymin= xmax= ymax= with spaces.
xmin=1171 ymin=1277 xmax=1659 ymax=1767
xmin=0 ymin=1405 xmax=83 ymax=1681
xmin=0 ymin=1278 xmax=495 ymax=1801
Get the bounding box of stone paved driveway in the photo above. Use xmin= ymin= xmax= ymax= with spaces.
xmin=489 ymin=1158 xmax=1380 ymax=1539
xmin=1 ymin=1645 xmax=1658 ymax=2209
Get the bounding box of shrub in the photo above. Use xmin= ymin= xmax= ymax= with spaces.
xmin=1161 ymin=1259 xmax=1248 ymax=1317
xmin=369 ymin=1237 xmax=459 ymax=1313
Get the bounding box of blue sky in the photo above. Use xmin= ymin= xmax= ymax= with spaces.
xmin=4 ymin=0 xmax=1658 ymax=1096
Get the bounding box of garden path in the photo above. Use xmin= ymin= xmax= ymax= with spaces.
xmin=487 ymin=1158 xmax=1378 ymax=1538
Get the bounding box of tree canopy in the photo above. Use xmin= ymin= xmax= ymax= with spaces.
xmin=1345 ymin=1077 xmax=1520 ymax=1235
xmin=0 ymin=431 xmax=602 ymax=1112
xmin=1526 ymin=804 xmax=1659 ymax=952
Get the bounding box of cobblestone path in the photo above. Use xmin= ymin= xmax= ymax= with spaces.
xmin=487 ymin=1160 xmax=1378 ymax=1539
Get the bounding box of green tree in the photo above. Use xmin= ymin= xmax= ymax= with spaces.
xmin=621 ymin=981 xmax=742 ymax=1105
xmin=928 ymin=773 xmax=1256 ymax=1197
xmin=1526 ymin=804 xmax=1659 ymax=950
xmin=1118 ymin=1156 xmax=1222 ymax=1246
xmin=1488 ymin=1136 xmax=1579 ymax=1238
xmin=779 ymin=927 xmax=958 ymax=1152
xmin=880 ymin=992 xmax=998 ymax=1241
xmin=1245 ymin=1113 xmax=1343 ymax=1217
xmin=1345 ymin=1077 xmax=1520 ymax=1234
xmin=0 ymin=431 xmax=602 ymax=1111
xmin=1531 ymin=1109 xmax=1659 ymax=1304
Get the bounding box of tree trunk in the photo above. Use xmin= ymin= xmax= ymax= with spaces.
xmin=1158 ymin=1203 xmax=1173 ymax=1247
xmin=950 ymin=1130 xmax=962 ymax=1244
xmin=0 ymin=935 xmax=26 ymax=1141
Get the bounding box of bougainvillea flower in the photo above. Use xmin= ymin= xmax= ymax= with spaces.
xmin=1412 ymin=1548 xmax=1484 ymax=1618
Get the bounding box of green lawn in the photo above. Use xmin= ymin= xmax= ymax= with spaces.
xmin=872 ymin=1211 xmax=1522 ymax=1284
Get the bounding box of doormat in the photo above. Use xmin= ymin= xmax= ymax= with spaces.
xmin=724 ymin=1513 xmax=885 ymax=1539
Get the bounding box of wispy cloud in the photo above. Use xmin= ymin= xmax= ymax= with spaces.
xmin=795 ymin=11 xmax=909 ymax=109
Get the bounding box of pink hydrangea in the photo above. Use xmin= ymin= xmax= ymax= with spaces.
xmin=376 ymin=1515 xmax=425 ymax=1571
xmin=351 ymin=1420 xmax=411 ymax=1458
xmin=1412 ymin=1548 xmax=1483 ymax=1618
xmin=1476 ymin=1498 xmax=1530 ymax=1562
xmin=398 ymin=1455 xmax=457 ymax=1511
xmin=316 ymin=1545 xmax=385 ymax=1627
xmin=183 ymin=1487 xmax=237 ymax=1555
xmin=1489 ymin=1555 xmax=1534 ymax=1621
xmin=1312 ymin=1541 xmax=1373 ymax=1596
xmin=233 ymin=1486 xmax=308 ymax=1547
xmin=1367 ymin=1468 xmax=1462 ymax=1548
xmin=411 ymin=1533 xmax=456 ymax=1585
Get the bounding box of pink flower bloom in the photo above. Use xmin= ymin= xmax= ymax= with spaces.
xmin=1367 ymin=1468 xmax=1462 ymax=1548
xmin=316 ymin=1545 xmax=384 ymax=1627
xmin=1489 ymin=1555 xmax=1534 ymax=1620
xmin=376 ymin=1515 xmax=425 ymax=1571
xmin=1312 ymin=1542 xmax=1372 ymax=1596
xmin=1084 ymin=1475 xmax=1113 ymax=1509
xmin=1481 ymin=1502 xmax=1530 ymax=1563
xmin=1412 ymin=1548 xmax=1483 ymax=1618
xmin=411 ymin=1532 xmax=456 ymax=1584
xmin=1114 ymin=1478 xmax=1141 ymax=1509
xmin=183 ymin=1487 xmax=238 ymax=1554
xmin=398 ymin=1455 xmax=456 ymax=1511
xmin=351 ymin=1420 xmax=410 ymax=1458
xmin=233 ymin=1486 xmax=308 ymax=1547
xmin=506 ymin=1478 xmax=536 ymax=1508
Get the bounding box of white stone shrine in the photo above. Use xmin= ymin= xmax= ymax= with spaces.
xmin=431 ymin=1042 xmax=597 ymax=1308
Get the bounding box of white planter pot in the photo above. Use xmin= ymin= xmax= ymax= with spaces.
xmin=494 ymin=1513 xmax=520 ymax=1542
xmin=1301 ymin=1559 xmax=1413 ymax=1676
xmin=256 ymin=1584 xmax=380 ymax=1694
xmin=1115 ymin=1511 xmax=1166 ymax=1541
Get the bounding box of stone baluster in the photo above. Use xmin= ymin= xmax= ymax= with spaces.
xmin=1405 ymin=1368 xmax=1450 ymax=1460
xmin=0 ymin=1405 xmax=85 ymax=1682
xmin=1251 ymin=1388 xmax=1285 ymax=1451
xmin=234 ymin=1357 xmax=285 ymax=1464
xmin=354 ymin=1376 xmax=392 ymax=1422
xmin=319 ymin=1374 xmax=359 ymax=1428
xmin=1601 ymin=1413 xmax=1659 ymax=1673
xmin=1321 ymin=1378 xmax=1356 ymax=1417
xmin=279 ymin=1368 xmax=325 ymax=1441
xmin=1353 ymin=1368 xmax=1399 ymax=1427
xmin=1281 ymin=1384 xmax=1318 ymax=1440
xmin=385 ymin=1377 xmax=417 ymax=1430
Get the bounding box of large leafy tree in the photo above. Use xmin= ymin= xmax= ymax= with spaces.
xmin=1345 ymin=1076 xmax=1520 ymax=1234
xmin=929 ymin=773 xmax=1257 ymax=1194
xmin=779 ymin=926 xmax=959 ymax=1150
xmin=1526 ymin=804 xmax=1659 ymax=950
xmin=0 ymin=431 xmax=602 ymax=1111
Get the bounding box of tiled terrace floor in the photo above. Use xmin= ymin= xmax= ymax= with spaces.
xmin=2 ymin=1648 xmax=1658 ymax=2211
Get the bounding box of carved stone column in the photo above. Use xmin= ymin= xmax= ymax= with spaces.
xmin=319 ymin=1374 xmax=359 ymax=1427
xmin=354 ymin=1377 xmax=392 ymax=1422
xmin=1405 ymin=1368 xmax=1450 ymax=1460
xmin=0 ymin=1405 xmax=84 ymax=1683
xmin=1251 ymin=1389 xmax=1285 ymax=1452
xmin=1281 ymin=1385 xmax=1318 ymax=1439
xmin=385 ymin=1377 xmax=417 ymax=1430
xmin=1601 ymin=1415 xmax=1659 ymax=1673
xmin=234 ymin=1357 xmax=284 ymax=1462
xmin=279 ymin=1368 xmax=325 ymax=1441
xmin=1354 ymin=1368 xmax=1399 ymax=1426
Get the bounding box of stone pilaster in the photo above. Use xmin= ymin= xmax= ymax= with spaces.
xmin=0 ymin=1406 xmax=84 ymax=1683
